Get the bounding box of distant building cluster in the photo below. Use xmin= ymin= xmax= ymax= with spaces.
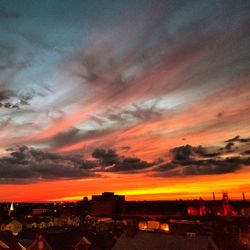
xmin=187 ymin=193 xmax=237 ymax=216
xmin=0 ymin=192 xmax=250 ymax=249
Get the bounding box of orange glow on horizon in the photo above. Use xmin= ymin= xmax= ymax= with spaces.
xmin=1 ymin=169 xmax=250 ymax=202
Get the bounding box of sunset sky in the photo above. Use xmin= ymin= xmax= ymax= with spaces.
xmin=0 ymin=0 xmax=250 ymax=202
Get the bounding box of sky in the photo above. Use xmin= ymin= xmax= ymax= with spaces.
xmin=0 ymin=0 xmax=250 ymax=202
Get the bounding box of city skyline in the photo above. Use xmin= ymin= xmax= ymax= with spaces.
xmin=0 ymin=0 xmax=250 ymax=202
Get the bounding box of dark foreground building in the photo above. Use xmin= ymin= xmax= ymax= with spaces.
xmin=112 ymin=232 xmax=218 ymax=250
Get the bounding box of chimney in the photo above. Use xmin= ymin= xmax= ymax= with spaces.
xmin=126 ymin=219 xmax=138 ymax=237
xmin=242 ymin=192 xmax=246 ymax=201
xmin=213 ymin=192 xmax=215 ymax=201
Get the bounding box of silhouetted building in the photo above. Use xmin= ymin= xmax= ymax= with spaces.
xmin=222 ymin=192 xmax=236 ymax=216
xmin=91 ymin=192 xmax=125 ymax=217
xmin=0 ymin=219 xmax=23 ymax=236
xmin=199 ymin=198 xmax=207 ymax=216
xmin=187 ymin=206 xmax=199 ymax=216
xmin=32 ymin=209 xmax=49 ymax=215
xmin=113 ymin=232 xmax=219 ymax=250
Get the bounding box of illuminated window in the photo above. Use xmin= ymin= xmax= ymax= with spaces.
xmin=160 ymin=223 xmax=169 ymax=232
xmin=138 ymin=221 xmax=147 ymax=230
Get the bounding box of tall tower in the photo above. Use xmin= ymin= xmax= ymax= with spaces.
xmin=242 ymin=192 xmax=246 ymax=201
xmin=8 ymin=202 xmax=14 ymax=216
xmin=213 ymin=192 xmax=215 ymax=201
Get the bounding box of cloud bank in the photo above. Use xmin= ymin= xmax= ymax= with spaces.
xmin=1 ymin=135 xmax=249 ymax=184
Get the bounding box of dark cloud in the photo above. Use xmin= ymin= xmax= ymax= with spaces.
xmin=153 ymin=142 xmax=250 ymax=177
xmin=92 ymin=148 xmax=119 ymax=166
xmin=92 ymin=148 xmax=153 ymax=172
xmin=2 ymin=134 xmax=250 ymax=184
xmin=49 ymin=128 xmax=82 ymax=148
xmin=0 ymin=90 xmax=32 ymax=110
xmin=0 ymin=145 xmax=154 ymax=184
xmin=225 ymin=135 xmax=240 ymax=143
xmin=19 ymin=95 xmax=31 ymax=106
xmin=238 ymin=138 xmax=250 ymax=143
xmin=225 ymin=135 xmax=250 ymax=143
xmin=221 ymin=135 xmax=250 ymax=154
xmin=48 ymin=127 xmax=117 ymax=150
xmin=242 ymin=150 xmax=250 ymax=155
xmin=120 ymin=146 xmax=131 ymax=151
xmin=170 ymin=144 xmax=220 ymax=161
xmin=0 ymin=90 xmax=14 ymax=102
xmin=109 ymin=157 xmax=153 ymax=173
xmin=153 ymin=157 xmax=250 ymax=177
xmin=225 ymin=142 xmax=234 ymax=151
xmin=0 ymin=146 xmax=99 ymax=184
xmin=170 ymin=145 xmax=194 ymax=161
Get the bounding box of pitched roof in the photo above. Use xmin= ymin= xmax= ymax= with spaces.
xmin=18 ymin=228 xmax=91 ymax=250
xmin=112 ymin=232 xmax=218 ymax=250
xmin=45 ymin=230 xmax=87 ymax=250
xmin=17 ymin=229 xmax=37 ymax=248
xmin=0 ymin=231 xmax=23 ymax=250
xmin=27 ymin=234 xmax=52 ymax=250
